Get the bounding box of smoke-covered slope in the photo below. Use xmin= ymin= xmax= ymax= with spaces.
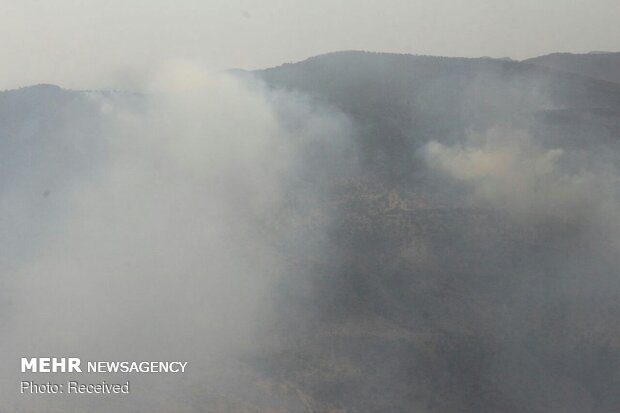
xmin=0 ymin=85 xmax=105 ymax=270
xmin=256 ymin=51 xmax=620 ymax=183
xmin=3 ymin=52 xmax=620 ymax=412
xmin=250 ymin=51 xmax=620 ymax=412
xmin=524 ymin=52 xmax=620 ymax=85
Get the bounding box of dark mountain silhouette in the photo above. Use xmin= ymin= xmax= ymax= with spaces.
xmin=524 ymin=52 xmax=620 ymax=85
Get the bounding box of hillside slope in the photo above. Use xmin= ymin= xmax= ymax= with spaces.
xmin=249 ymin=52 xmax=620 ymax=412
xmin=524 ymin=52 xmax=620 ymax=85
xmin=3 ymin=52 xmax=620 ymax=412
xmin=255 ymin=51 xmax=620 ymax=184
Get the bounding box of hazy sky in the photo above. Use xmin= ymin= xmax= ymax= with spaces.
xmin=1 ymin=0 xmax=619 ymax=90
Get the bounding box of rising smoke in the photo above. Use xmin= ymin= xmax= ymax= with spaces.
xmin=3 ymin=53 xmax=620 ymax=412
xmin=0 ymin=61 xmax=355 ymax=412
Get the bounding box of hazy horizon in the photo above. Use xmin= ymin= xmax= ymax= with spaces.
xmin=1 ymin=0 xmax=619 ymax=91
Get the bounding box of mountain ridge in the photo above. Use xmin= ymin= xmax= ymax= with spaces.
xmin=524 ymin=51 xmax=620 ymax=85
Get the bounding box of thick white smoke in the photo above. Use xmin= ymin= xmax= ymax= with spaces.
xmin=0 ymin=61 xmax=353 ymax=412
xmin=424 ymin=127 xmax=620 ymax=226
xmin=423 ymin=125 xmax=620 ymax=412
